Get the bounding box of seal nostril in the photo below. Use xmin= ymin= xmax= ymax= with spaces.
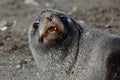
xmin=33 ymin=23 xmax=39 ymax=29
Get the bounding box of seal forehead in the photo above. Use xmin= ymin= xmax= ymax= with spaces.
xmin=40 ymin=10 xmax=56 ymax=18
xmin=39 ymin=10 xmax=61 ymax=25
xmin=34 ymin=9 xmax=67 ymax=22
xmin=40 ymin=9 xmax=66 ymax=18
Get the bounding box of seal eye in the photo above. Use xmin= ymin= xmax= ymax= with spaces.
xmin=33 ymin=23 xmax=39 ymax=29
xmin=59 ymin=15 xmax=66 ymax=21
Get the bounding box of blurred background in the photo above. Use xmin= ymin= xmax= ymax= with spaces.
xmin=0 ymin=0 xmax=120 ymax=80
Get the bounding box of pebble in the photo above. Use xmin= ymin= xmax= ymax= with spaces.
xmin=24 ymin=0 xmax=39 ymax=6
xmin=22 ymin=66 xmax=25 ymax=70
xmin=17 ymin=60 xmax=21 ymax=63
xmin=36 ymin=72 xmax=40 ymax=76
xmin=0 ymin=20 xmax=7 ymax=31
xmin=17 ymin=70 xmax=21 ymax=73
xmin=71 ymin=6 xmax=78 ymax=12
xmin=78 ymin=20 xmax=85 ymax=24
xmin=105 ymin=24 xmax=112 ymax=28
xmin=9 ymin=65 xmax=12 ymax=68
xmin=16 ymin=59 xmax=29 ymax=69
xmin=17 ymin=59 xmax=28 ymax=67
xmin=68 ymin=6 xmax=78 ymax=15
xmin=0 ymin=66 xmax=3 ymax=68
xmin=12 ymin=20 xmax=17 ymax=27
xmin=16 ymin=64 xmax=21 ymax=68
xmin=0 ymin=26 xmax=8 ymax=31
xmin=45 ymin=3 xmax=50 ymax=7
xmin=0 ymin=20 xmax=17 ymax=31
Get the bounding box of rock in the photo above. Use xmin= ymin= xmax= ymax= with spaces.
xmin=0 ymin=20 xmax=8 ymax=31
xmin=18 ymin=59 xmax=28 ymax=66
xmin=0 ymin=26 xmax=8 ymax=31
xmin=9 ymin=65 xmax=12 ymax=68
xmin=36 ymin=72 xmax=40 ymax=76
xmin=105 ymin=24 xmax=112 ymax=28
xmin=68 ymin=6 xmax=78 ymax=15
xmin=16 ymin=64 xmax=21 ymax=68
xmin=0 ymin=20 xmax=17 ymax=31
xmin=78 ymin=20 xmax=85 ymax=24
xmin=24 ymin=0 xmax=39 ymax=6
xmin=45 ymin=3 xmax=50 ymax=7
xmin=71 ymin=6 xmax=78 ymax=13
xmin=0 ymin=66 xmax=3 ymax=68
xmin=11 ymin=20 xmax=17 ymax=27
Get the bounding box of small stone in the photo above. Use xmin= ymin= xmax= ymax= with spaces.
xmin=25 ymin=58 xmax=28 ymax=62
xmin=17 ymin=60 xmax=21 ymax=63
xmin=17 ymin=70 xmax=21 ymax=73
xmin=0 ymin=26 xmax=8 ymax=31
xmin=45 ymin=3 xmax=50 ymax=7
xmin=71 ymin=6 xmax=78 ymax=12
xmin=11 ymin=20 xmax=17 ymax=27
xmin=20 ymin=59 xmax=28 ymax=65
xmin=24 ymin=0 xmax=39 ymax=6
xmin=22 ymin=66 xmax=25 ymax=70
xmin=78 ymin=20 xmax=85 ymax=24
xmin=9 ymin=65 xmax=12 ymax=68
xmin=68 ymin=11 xmax=72 ymax=15
xmin=0 ymin=20 xmax=17 ymax=31
xmin=105 ymin=24 xmax=111 ymax=28
xmin=36 ymin=72 xmax=40 ymax=76
xmin=71 ymin=71 xmax=74 ymax=74
xmin=0 ymin=66 xmax=3 ymax=68
xmin=16 ymin=64 xmax=21 ymax=68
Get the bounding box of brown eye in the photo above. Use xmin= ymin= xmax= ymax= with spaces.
xmin=33 ymin=23 xmax=39 ymax=29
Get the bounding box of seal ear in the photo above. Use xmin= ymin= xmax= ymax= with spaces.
xmin=66 ymin=16 xmax=83 ymax=32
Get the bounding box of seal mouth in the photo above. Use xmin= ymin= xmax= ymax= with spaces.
xmin=39 ymin=26 xmax=60 ymax=43
xmin=47 ymin=26 xmax=58 ymax=33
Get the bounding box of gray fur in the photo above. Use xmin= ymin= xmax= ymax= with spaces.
xmin=28 ymin=9 xmax=120 ymax=80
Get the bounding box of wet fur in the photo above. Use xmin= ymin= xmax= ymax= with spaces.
xmin=28 ymin=9 xmax=120 ymax=80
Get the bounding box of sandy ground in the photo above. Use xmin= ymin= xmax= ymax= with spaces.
xmin=0 ymin=0 xmax=120 ymax=80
